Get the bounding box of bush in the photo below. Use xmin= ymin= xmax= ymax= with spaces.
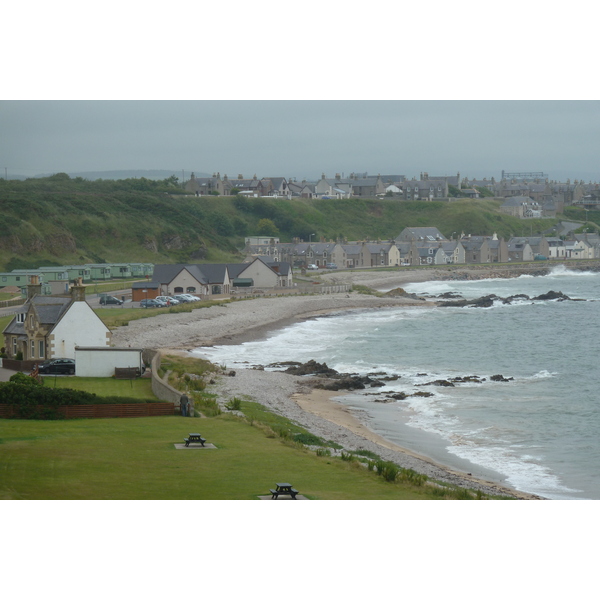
xmin=193 ymin=396 xmax=221 ymax=417
xmin=225 ymin=397 xmax=242 ymax=411
xmin=293 ymin=432 xmax=323 ymax=446
xmin=9 ymin=372 xmax=41 ymax=386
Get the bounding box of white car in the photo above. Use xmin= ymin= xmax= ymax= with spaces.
xmin=180 ymin=293 xmax=201 ymax=302
xmin=307 ymin=264 xmax=319 ymax=270
xmin=156 ymin=296 xmax=180 ymax=305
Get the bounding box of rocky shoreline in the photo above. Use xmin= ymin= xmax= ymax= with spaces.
xmin=110 ymin=263 xmax=596 ymax=499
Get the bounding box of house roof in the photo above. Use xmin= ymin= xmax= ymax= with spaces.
xmin=3 ymin=295 xmax=71 ymax=336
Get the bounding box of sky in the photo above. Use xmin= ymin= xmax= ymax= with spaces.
xmin=2 ymin=99 xmax=600 ymax=182
xmin=3 ymin=3 xmax=600 ymax=183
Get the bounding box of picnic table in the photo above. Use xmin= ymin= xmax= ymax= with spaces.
xmin=184 ymin=433 xmax=206 ymax=447
xmin=270 ymin=483 xmax=299 ymax=499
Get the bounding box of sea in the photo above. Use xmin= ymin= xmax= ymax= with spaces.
xmin=193 ymin=265 xmax=600 ymax=500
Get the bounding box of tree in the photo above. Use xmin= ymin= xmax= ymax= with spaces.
xmin=256 ymin=218 xmax=279 ymax=236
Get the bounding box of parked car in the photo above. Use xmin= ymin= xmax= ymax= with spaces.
xmin=156 ymin=295 xmax=180 ymax=305
xmin=99 ymin=295 xmax=123 ymax=305
xmin=326 ymin=263 xmax=338 ymax=269
xmin=179 ymin=293 xmax=201 ymax=302
xmin=38 ymin=358 xmax=76 ymax=375
xmin=307 ymin=264 xmax=319 ymax=270
xmin=140 ymin=298 xmax=167 ymax=308
xmin=172 ymin=294 xmax=192 ymax=303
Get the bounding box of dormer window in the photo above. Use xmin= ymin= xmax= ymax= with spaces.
xmin=16 ymin=313 xmax=25 ymax=323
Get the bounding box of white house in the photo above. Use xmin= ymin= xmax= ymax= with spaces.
xmin=2 ymin=279 xmax=111 ymax=361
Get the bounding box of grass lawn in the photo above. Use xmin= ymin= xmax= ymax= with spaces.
xmin=41 ymin=376 xmax=156 ymax=400
xmin=0 ymin=413 xmax=440 ymax=500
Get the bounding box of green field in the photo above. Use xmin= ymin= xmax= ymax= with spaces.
xmin=0 ymin=413 xmax=440 ymax=500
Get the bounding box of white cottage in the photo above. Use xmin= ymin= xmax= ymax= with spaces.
xmin=2 ymin=279 xmax=111 ymax=361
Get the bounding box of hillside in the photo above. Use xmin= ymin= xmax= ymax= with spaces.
xmin=0 ymin=173 xmax=587 ymax=271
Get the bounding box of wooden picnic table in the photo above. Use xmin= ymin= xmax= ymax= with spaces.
xmin=184 ymin=433 xmax=206 ymax=447
xmin=270 ymin=483 xmax=299 ymax=499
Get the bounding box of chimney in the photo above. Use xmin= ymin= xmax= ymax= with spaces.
xmin=27 ymin=275 xmax=42 ymax=300
xmin=70 ymin=277 xmax=86 ymax=302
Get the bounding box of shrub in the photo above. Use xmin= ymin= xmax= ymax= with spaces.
xmin=9 ymin=372 xmax=41 ymax=386
xmin=193 ymin=396 xmax=221 ymax=417
xmin=316 ymin=448 xmax=331 ymax=457
xmin=225 ymin=397 xmax=242 ymax=411
xmin=381 ymin=464 xmax=399 ymax=482
xmin=398 ymin=468 xmax=427 ymax=486
xmin=293 ymin=432 xmax=323 ymax=446
xmin=352 ymin=449 xmax=380 ymax=460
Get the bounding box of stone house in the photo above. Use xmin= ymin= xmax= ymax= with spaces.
xmin=499 ymin=196 xmax=543 ymax=218
xmin=507 ymin=239 xmax=534 ymax=262
xmin=359 ymin=242 xmax=401 ymax=267
xmin=402 ymin=173 xmax=450 ymax=200
xmin=261 ymin=177 xmax=290 ymax=198
xmin=185 ymin=172 xmax=225 ymax=196
xmin=508 ymin=237 xmax=550 ymax=259
xmin=460 ymin=237 xmax=492 ymax=264
xmin=2 ymin=279 xmax=111 ymax=361
xmin=416 ymin=245 xmax=447 ymax=265
xmin=227 ymin=258 xmax=293 ymax=288
xmin=546 ymin=237 xmax=567 ymax=259
xmin=288 ymin=180 xmax=316 ymax=198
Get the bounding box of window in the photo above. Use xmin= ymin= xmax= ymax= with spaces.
xmin=38 ymin=340 xmax=45 ymax=358
xmin=16 ymin=313 xmax=25 ymax=323
xmin=174 ymin=287 xmax=183 ymax=293
xmin=186 ymin=287 xmax=196 ymax=293
xmin=30 ymin=315 xmax=34 ymax=328
xmin=12 ymin=337 xmax=17 ymax=355
xmin=30 ymin=340 xmax=35 ymax=358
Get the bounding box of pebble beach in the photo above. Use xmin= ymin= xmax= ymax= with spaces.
xmin=111 ymin=265 xmax=556 ymax=499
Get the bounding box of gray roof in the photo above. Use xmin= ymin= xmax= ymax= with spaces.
xmin=3 ymin=295 xmax=71 ymax=336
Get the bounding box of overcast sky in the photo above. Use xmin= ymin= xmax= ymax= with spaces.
xmin=3 ymin=4 xmax=600 ymax=183
xmin=2 ymin=100 xmax=600 ymax=182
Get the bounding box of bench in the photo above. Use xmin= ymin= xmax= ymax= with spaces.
xmin=270 ymin=487 xmax=299 ymax=499
xmin=184 ymin=434 xmax=206 ymax=447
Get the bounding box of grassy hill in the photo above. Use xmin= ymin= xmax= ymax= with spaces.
xmin=1 ymin=173 xmax=590 ymax=271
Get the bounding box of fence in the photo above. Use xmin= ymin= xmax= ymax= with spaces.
xmin=0 ymin=403 xmax=175 ymax=419
xmin=0 ymin=298 xmax=24 ymax=309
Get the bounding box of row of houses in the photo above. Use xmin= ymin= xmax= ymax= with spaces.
xmin=185 ymin=171 xmax=600 ymax=208
xmin=244 ymin=228 xmax=600 ymax=267
xmin=0 ymin=263 xmax=154 ymax=296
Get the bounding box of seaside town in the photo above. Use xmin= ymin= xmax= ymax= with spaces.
xmin=2 ymin=167 xmax=600 ymax=503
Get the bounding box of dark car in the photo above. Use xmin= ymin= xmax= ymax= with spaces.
xmin=140 ymin=298 xmax=167 ymax=308
xmin=38 ymin=358 xmax=76 ymax=375
xmin=100 ymin=295 xmax=123 ymax=305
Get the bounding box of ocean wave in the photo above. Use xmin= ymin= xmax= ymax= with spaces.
xmin=548 ymin=265 xmax=597 ymax=277
xmin=447 ymin=443 xmax=583 ymax=499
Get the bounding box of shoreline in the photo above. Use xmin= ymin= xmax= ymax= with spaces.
xmin=111 ymin=264 xmax=567 ymax=499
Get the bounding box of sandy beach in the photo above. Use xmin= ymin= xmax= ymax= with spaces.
xmin=111 ymin=265 xmax=554 ymax=499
